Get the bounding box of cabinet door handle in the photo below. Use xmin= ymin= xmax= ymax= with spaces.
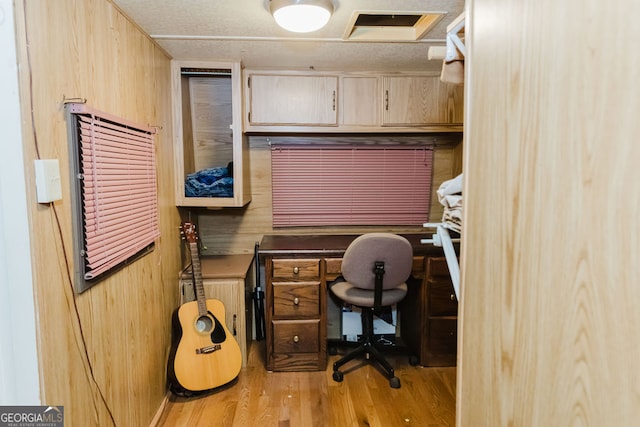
xmin=385 ymin=90 xmax=389 ymax=111
xmin=450 ymin=294 xmax=456 ymax=301
xmin=232 ymin=314 xmax=237 ymax=335
xmin=293 ymin=297 xmax=300 ymax=305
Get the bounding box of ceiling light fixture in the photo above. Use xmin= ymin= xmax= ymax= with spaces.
xmin=270 ymin=0 xmax=334 ymax=33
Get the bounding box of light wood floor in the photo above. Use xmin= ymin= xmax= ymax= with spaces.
xmin=156 ymin=341 xmax=456 ymax=427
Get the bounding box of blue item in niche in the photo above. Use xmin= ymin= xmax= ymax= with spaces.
xmin=185 ymin=163 xmax=234 ymax=197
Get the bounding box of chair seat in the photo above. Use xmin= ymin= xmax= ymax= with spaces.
xmin=331 ymin=281 xmax=408 ymax=307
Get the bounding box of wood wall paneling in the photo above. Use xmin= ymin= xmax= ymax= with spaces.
xmin=15 ymin=1 xmax=181 ymax=425
xmin=459 ymin=0 xmax=640 ymax=425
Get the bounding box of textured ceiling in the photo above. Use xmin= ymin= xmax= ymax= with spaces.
xmin=112 ymin=0 xmax=464 ymax=72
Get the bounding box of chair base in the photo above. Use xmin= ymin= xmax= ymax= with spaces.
xmin=332 ymin=307 xmax=401 ymax=388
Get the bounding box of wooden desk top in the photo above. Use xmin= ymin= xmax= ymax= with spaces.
xmin=258 ymin=234 xmax=449 ymax=257
xmin=181 ymin=253 xmax=254 ymax=280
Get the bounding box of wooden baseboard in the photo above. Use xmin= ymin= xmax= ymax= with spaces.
xmin=148 ymin=391 xmax=170 ymax=427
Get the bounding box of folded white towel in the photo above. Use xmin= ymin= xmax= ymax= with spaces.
xmin=442 ymin=207 xmax=462 ymax=233
xmin=438 ymin=173 xmax=463 ymax=233
xmin=443 ymin=207 xmax=462 ymax=223
xmin=440 ymin=194 xmax=462 ymax=209
xmin=437 ymin=174 xmax=463 ymax=205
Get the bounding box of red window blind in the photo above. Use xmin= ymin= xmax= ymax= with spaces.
xmin=271 ymin=146 xmax=433 ymax=227
xmin=67 ymin=103 xmax=160 ymax=292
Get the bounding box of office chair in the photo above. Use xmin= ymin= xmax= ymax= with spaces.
xmin=330 ymin=233 xmax=413 ymax=388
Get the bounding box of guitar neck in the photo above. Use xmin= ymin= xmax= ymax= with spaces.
xmin=189 ymin=241 xmax=207 ymax=316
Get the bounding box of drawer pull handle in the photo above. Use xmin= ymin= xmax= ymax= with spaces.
xmin=293 ymin=297 xmax=300 ymax=305
xmin=293 ymin=335 xmax=300 ymax=343
xmin=450 ymin=294 xmax=456 ymax=301
xmin=293 ymin=266 xmax=299 ymax=274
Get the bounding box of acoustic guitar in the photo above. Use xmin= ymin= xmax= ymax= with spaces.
xmin=167 ymin=222 xmax=242 ymax=393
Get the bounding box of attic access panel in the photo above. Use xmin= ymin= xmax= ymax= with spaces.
xmin=343 ymin=11 xmax=446 ymax=41
xmin=354 ymin=14 xmax=421 ymax=27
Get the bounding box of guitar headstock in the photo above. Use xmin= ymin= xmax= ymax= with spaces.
xmin=180 ymin=221 xmax=198 ymax=244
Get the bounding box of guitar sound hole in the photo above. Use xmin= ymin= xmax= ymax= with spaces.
xmin=195 ymin=315 xmax=214 ymax=333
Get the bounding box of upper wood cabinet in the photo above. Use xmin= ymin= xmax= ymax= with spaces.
xmin=382 ymin=76 xmax=464 ymax=126
xmin=244 ymin=70 xmax=463 ymax=133
xmin=340 ymin=76 xmax=379 ymax=127
xmin=172 ymin=61 xmax=251 ymax=207
xmin=247 ymin=74 xmax=338 ymax=126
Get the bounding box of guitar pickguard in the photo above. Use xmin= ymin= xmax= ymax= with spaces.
xmin=208 ymin=311 xmax=227 ymax=343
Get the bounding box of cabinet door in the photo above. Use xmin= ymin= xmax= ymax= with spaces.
xmin=382 ymin=76 xmax=464 ymax=126
xmin=340 ymin=76 xmax=379 ymax=126
xmin=172 ymin=61 xmax=251 ymax=208
xmin=180 ymin=277 xmax=250 ymax=367
xmin=248 ymin=74 xmax=338 ymax=126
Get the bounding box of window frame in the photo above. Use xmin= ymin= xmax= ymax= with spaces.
xmin=66 ymin=103 xmax=160 ymax=293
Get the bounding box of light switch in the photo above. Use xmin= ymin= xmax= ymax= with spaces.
xmin=34 ymin=159 xmax=62 ymax=203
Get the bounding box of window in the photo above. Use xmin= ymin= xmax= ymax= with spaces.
xmin=271 ymin=145 xmax=433 ymax=227
xmin=66 ymin=103 xmax=160 ymax=293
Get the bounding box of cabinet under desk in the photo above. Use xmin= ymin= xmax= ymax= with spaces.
xmin=258 ymin=234 xmax=459 ymax=371
xmin=179 ymin=254 xmax=255 ymax=367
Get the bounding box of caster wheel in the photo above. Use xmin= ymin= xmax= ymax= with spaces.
xmin=332 ymin=371 xmax=344 ymax=382
xmin=389 ymin=376 xmax=401 ymax=388
xmin=409 ymin=355 xmax=419 ymax=366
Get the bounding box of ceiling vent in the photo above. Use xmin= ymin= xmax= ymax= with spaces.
xmin=343 ymin=11 xmax=446 ymax=42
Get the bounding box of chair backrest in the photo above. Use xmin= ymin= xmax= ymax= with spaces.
xmin=341 ymin=233 xmax=413 ymax=291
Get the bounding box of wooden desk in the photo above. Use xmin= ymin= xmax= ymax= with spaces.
xmin=180 ymin=254 xmax=255 ymax=367
xmin=259 ymin=234 xmax=458 ymax=370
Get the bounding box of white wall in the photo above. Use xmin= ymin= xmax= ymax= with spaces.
xmin=0 ymin=0 xmax=40 ymax=405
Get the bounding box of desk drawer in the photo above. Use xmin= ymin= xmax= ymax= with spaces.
xmin=429 ymin=318 xmax=457 ymax=356
xmin=429 ymin=280 xmax=458 ymax=316
xmin=273 ymin=319 xmax=320 ymax=353
xmin=412 ymin=256 xmax=425 ymax=279
xmin=325 ymin=258 xmax=342 ymax=281
xmin=272 ymin=259 xmax=320 ymax=280
xmin=273 ymin=282 xmax=320 ymax=318
xmin=427 ymin=257 xmax=450 ymax=279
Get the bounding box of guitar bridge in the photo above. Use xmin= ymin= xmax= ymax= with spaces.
xmin=196 ymin=344 xmax=221 ymax=354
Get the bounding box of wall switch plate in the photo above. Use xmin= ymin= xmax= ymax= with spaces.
xmin=34 ymin=159 xmax=62 ymax=203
